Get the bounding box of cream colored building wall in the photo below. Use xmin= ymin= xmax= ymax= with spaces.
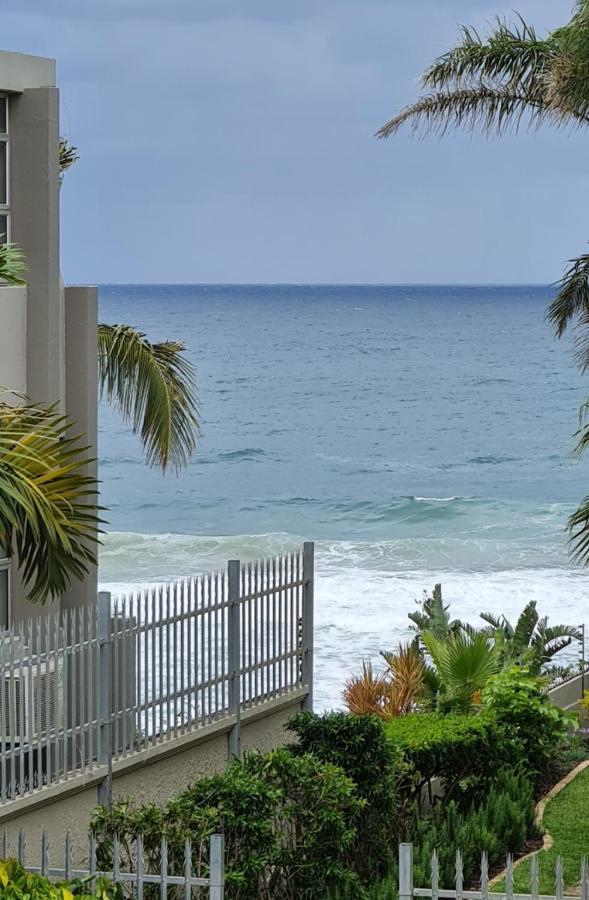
xmin=0 ymin=286 xmax=26 ymax=396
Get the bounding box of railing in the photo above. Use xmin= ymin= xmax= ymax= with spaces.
xmin=399 ymin=842 xmax=588 ymax=900
xmin=0 ymin=543 xmax=314 ymax=803
xmin=2 ymin=828 xmax=224 ymax=899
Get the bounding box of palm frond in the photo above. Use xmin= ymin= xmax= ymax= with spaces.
xmin=383 ymin=641 xmax=425 ymax=715
xmin=0 ymin=241 xmax=26 ymax=286
xmin=376 ymin=86 xmax=550 ymax=140
xmin=423 ymin=18 xmax=551 ymax=94
xmin=0 ymin=400 xmax=101 ymax=603
xmin=513 ymin=601 xmax=539 ymax=651
xmin=547 ymin=252 xmax=589 ymax=338
xmin=98 ymin=324 xmax=200 ymax=473
xmin=568 ymin=494 xmax=589 ymax=563
xmin=59 ymin=138 xmax=79 ymax=178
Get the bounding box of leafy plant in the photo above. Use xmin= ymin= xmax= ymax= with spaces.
xmin=0 ymin=858 xmax=118 ymax=899
xmin=482 ymin=667 xmax=572 ymax=783
xmin=408 ymin=584 xmax=463 ymax=640
xmin=480 ymin=601 xmax=581 ymax=673
xmin=0 ymin=241 xmax=26 ymax=285
xmin=0 ymin=399 xmax=100 ymax=603
xmin=288 ymin=711 xmax=408 ymax=881
xmin=343 ymin=645 xmax=424 ymax=719
xmin=421 ymin=630 xmax=501 ymax=712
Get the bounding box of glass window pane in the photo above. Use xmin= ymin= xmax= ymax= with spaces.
xmin=0 ymin=142 xmax=6 ymax=205
xmin=0 ymin=98 xmax=6 ymax=134
xmin=0 ymin=215 xmax=7 ymax=242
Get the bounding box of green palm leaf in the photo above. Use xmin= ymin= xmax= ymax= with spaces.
xmin=421 ymin=630 xmax=500 ymax=711
xmin=97 ymin=324 xmax=200 ymax=473
xmin=0 ymin=399 xmax=101 ymax=603
xmin=0 ymin=242 xmax=26 ymax=286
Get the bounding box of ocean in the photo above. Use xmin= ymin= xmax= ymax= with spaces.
xmin=97 ymin=284 xmax=589 ymax=709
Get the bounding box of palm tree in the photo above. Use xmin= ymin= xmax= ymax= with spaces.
xmin=421 ymin=630 xmax=501 ymax=712
xmin=0 ymin=399 xmax=99 ymax=604
xmin=377 ymin=1 xmax=589 ymax=561
xmin=0 ymin=242 xmax=200 ymax=600
xmin=480 ymin=601 xmax=581 ymax=673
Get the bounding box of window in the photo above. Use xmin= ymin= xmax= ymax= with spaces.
xmin=0 ymin=559 xmax=9 ymax=630
xmin=0 ymin=96 xmax=9 ymax=242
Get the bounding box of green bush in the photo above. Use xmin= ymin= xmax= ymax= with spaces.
xmin=0 ymin=859 xmax=117 ymax=900
xmin=384 ymin=712 xmax=500 ymax=797
xmin=411 ymin=768 xmax=537 ymax=888
xmin=92 ymin=748 xmax=365 ymax=900
xmin=482 ymin=667 xmax=571 ymax=783
xmin=288 ymin=711 xmax=408 ymax=881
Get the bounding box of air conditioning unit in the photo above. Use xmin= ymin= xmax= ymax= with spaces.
xmin=1 ymin=645 xmax=65 ymax=744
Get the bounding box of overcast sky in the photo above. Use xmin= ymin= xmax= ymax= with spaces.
xmin=3 ymin=0 xmax=585 ymax=283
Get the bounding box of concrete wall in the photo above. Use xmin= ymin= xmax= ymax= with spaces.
xmin=61 ymin=286 xmax=99 ymax=610
xmin=0 ymin=51 xmax=55 ymax=92
xmin=0 ymin=285 xmax=26 ymax=395
xmin=0 ymin=689 xmax=307 ymax=866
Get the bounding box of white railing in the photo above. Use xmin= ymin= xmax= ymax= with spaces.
xmin=399 ymin=842 xmax=588 ymax=900
xmin=0 ymin=543 xmax=314 ymax=803
xmin=2 ymin=828 xmax=224 ymax=899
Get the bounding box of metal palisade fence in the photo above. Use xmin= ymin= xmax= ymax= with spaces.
xmin=2 ymin=829 xmax=225 ymax=899
xmin=0 ymin=543 xmax=314 ymax=803
xmin=399 ymin=843 xmax=589 ymax=900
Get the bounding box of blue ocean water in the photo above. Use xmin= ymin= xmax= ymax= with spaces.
xmin=97 ymin=285 xmax=589 ymax=708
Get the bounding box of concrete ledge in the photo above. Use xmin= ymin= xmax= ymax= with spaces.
xmin=241 ymin=687 xmax=309 ymax=726
xmin=0 ymin=766 xmax=108 ymax=824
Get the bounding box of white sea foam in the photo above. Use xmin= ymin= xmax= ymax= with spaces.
xmin=99 ymin=530 xmax=589 ymax=711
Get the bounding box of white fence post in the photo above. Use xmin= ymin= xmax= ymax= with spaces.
xmin=97 ymin=591 xmax=113 ymax=807
xmin=302 ymin=541 xmax=314 ymax=711
xmin=227 ymin=561 xmax=241 ymax=760
xmin=209 ymin=833 xmax=225 ymax=899
xmin=399 ymin=843 xmax=414 ymax=900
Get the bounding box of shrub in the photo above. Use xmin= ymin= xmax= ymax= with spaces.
xmin=288 ymin=712 xmax=409 ymax=880
xmin=93 ymin=748 xmax=365 ymax=900
xmin=411 ymin=768 xmax=538 ymax=888
xmin=0 ymin=859 xmax=116 ymax=900
xmin=384 ymin=712 xmax=500 ymax=798
xmin=482 ymin=667 xmax=571 ymax=783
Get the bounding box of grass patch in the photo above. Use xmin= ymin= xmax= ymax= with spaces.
xmin=492 ymin=765 xmax=589 ymax=894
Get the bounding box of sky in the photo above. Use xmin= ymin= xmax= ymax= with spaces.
xmin=3 ymin=0 xmax=586 ymax=283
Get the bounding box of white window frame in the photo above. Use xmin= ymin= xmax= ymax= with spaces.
xmin=0 ymin=94 xmax=10 ymax=242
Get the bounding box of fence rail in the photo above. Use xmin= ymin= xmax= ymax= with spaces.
xmin=0 ymin=544 xmax=314 ymax=804
xmin=399 ymin=842 xmax=589 ymax=900
xmin=2 ymin=829 xmax=224 ymax=899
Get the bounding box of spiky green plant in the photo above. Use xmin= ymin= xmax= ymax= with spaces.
xmin=480 ymin=601 xmax=581 ymax=672
xmin=378 ymin=1 xmax=589 ymax=562
xmin=0 ymin=398 xmax=100 ymax=603
xmin=421 ymin=630 xmax=502 ymax=712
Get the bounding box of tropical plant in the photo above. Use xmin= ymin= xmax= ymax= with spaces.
xmin=480 ymin=601 xmax=582 ymax=673
xmin=59 ymin=138 xmax=79 ymax=178
xmin=408 ymin=584 xmax=463 ymax=640
xmin=343 ymin=644 xmax=425 ymax=719
xmin=421 ymin=629 xmax=501 ymax=712
xmin=0 ymin=240 xmax=26 ymax=285
xmin=377 ymin=1 xmax=589 ymax=561
xmin=0 ymin=398 xmax=100 ymax=603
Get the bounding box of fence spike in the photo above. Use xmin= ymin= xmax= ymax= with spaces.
xmin=160 ymin=836 xmax=168 ymax=900
xmin=431 ymin=848 xmax=439 ymax=900
xmin=506 ymin=853 xmax=514 ymax=900
xmin=556 ymin=854 xmax=564 ymax=900
xmin=136 ymin=834 xmax=144 ymax=900
xmin=582 ymin=856 xmax=589 ymax=900
xmin=455 ymin=849 xmax=463 ymax=900
xmin=531 ymin=853 xmax=539 ymax=900
xmin=480 ymin=851 xmax=489 ymax=900
xmin=184 ymin=837 xmax=192 ymax=900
